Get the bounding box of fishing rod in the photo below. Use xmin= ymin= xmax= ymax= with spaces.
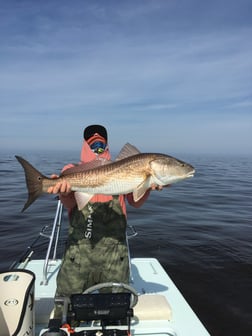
xmin=9 ymin=224 xmax=50 ymax=270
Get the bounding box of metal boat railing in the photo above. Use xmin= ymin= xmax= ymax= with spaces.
xmin=10 ymin=199 xmax=64 ymax=285
xmin=40 ymin=199 xmax=63 ymax=285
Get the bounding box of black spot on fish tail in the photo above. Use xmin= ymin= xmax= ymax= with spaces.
xmin=15 ymin=156 xmax=46 ymax=212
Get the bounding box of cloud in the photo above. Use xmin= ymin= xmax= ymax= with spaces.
xmin=0 ymin=1 xmax=251 ymax=154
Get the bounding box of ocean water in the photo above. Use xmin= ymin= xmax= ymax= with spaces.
xmin=0 ymin=150 xmax=252 ymax=336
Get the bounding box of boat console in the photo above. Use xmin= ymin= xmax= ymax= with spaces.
xmin=41 ymin=292 xmax=134 ymax=336
xmin=69 ymin=292 xmax=133 ymax=323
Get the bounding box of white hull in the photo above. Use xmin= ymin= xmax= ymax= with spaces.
xmin=1 ymin=201 xmax=210 ymax=336
xmin=20 ymin=257 xmax=209 ymax=336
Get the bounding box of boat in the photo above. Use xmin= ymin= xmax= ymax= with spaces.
xmin=0 ymin=200 xmax=210 ymax=336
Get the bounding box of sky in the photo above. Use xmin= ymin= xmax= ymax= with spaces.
xmin=0 ymin=0 xmax=251 ymax=156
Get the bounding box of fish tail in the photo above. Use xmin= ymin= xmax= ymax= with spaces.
xmin=15 ymin=155 xmax=46 ymax=212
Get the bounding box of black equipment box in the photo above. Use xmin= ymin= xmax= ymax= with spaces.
xmin=70 ymin=293 xmax=132 ymax=321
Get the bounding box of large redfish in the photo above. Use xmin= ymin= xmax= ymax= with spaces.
xmin=16 ymin=143 xmax=195 ymax=212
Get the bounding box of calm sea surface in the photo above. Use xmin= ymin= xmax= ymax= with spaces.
xmin=0 ymin=150 xmax=252 ymax=336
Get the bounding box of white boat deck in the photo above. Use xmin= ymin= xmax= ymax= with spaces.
xmin=25 ymin=257 xmax=210 ymax=336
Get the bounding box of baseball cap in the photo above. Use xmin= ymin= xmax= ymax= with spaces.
xmin=83 ymin=125 xmax=107 ymax=142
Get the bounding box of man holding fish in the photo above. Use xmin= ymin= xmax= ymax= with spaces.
xmin=48 ymin=125 xmax=163 ymax=324
xmin=16 ymin=124 xmax=195 ymax=325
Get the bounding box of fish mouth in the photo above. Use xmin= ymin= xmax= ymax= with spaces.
xmin=186 ymin=169 xmax=195 ymax=178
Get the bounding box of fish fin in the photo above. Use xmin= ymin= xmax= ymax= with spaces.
xmin=116 ymin=143 xmax=141 ymax=161
xmin=15 ymin=156 xmax=45 ymax=212
xmin=133 ymin=177 xmax=151 ymax=202
xmin=74 ymin=192 xmax=93 ymax=210
xmin=61 ymin=158 xmax=111 ymax=176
